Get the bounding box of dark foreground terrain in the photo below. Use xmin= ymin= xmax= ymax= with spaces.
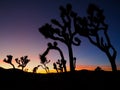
xmin=0 ymin=67 xmax=120 ymax=90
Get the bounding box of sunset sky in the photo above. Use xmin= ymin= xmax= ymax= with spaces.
xmin=0 ymin=0 xmax=120 ymax=73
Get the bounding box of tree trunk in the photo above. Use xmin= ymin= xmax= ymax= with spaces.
xmin=68 ymin=44 xmax=74 ymax=72
xmin=106 ymin=53 xmax=117 ymax=72
xmin=22 ymin=67 xmax=24 ymax=71
xmin=109 ymin=58 xmax=117 ymax=72
xmin=10 ymin=63 xmax=15 ymax=69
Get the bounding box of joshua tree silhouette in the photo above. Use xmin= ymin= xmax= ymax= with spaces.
xmin=33 ymin=65 xmax=40 ymax=73
xmin=39 ymin=4 xmax=80 ymax=72
xmin=15 ymin=56 xmax=30 ymax=71
xmin=39 ymin=3 xmax=117 ymax=72
xmin=3 ymin=55 xmax=15 ymax=69
xmin=53 ymin=62 xmax=58 ymax=73
xmin=76 ymin=4 xmax=117 ymax=71
xmin=39 ymin=54 xmax=50 ymax=73
xmin=40 ymin=42 xmax=67 ymax=72
xmin=56 ymin=59 xmax=64 ymax=72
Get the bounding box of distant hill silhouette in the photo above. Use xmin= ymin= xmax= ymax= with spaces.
xmin=0 ymin=67 xmax=119 ymax=90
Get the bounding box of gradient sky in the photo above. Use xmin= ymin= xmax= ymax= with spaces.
xmin=0 ymin=0 xmax=120 ymax=73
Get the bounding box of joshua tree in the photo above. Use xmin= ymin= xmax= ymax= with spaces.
xmin=39 ymin=55 xmax=50 ymax=73
xmin=15 ymin=56 xmax=30 ymax=71
xmin=53 ymin=62 xmax=58 ymax=73
xmin=39 ymin=4 xmax=81 ymax=72
xmin=76 ymin=4 xmax=117 ymax=71
xmin=3 ymin=55 xmax=15 ymax=69
xmin=40 ymin=42 xmax=67 ymax=72
xmin=33 ymin=65 xmax=40 ymax=73
xmin=56 ymin=59 xmax=64 ymax=72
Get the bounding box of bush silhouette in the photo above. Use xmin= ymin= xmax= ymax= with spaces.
xmin=95 ymin=66 xmax=103 ymax=71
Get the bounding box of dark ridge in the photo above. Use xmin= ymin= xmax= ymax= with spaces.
xmin=0 ymin=67 xmax=119 ymax=89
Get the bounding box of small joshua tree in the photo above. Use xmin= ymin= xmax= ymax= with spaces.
xmin=53 ymin=62 xmax=58 ymax=73
xmin=33 ymin=65 xmax=40 ymax=73
xmin=56 ymin=59 xmax=64 ymax=72
xmin=15 ymin=56 xmax=30 ymax=71
xmin=3 ymin=55 xmax=15 ymax=69
xmin=39 ymin=55 xmax=50 ymax=73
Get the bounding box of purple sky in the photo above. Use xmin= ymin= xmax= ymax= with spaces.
xmin=0 ymin=0 xmax=120 ymax=72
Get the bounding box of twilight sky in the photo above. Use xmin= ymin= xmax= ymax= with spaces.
xmin=0 ymin=0 xmax=120 ymax=73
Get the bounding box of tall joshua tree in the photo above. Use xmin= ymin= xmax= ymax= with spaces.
xmin=15 ymin=56 xmax=30 ymax=71
xmin=39 ymin=4 xmax=81 ymax=72
xmin=76 ymin=4 xmax=117 ymax=71
xmin=3 ymin=55 xmax=15 ymax=69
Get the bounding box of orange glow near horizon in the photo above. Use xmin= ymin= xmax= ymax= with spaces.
xmin=1 ymin=58 xmax=120 ymax=74
xmin=76 ymin=65 xmax=112 ymax=71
